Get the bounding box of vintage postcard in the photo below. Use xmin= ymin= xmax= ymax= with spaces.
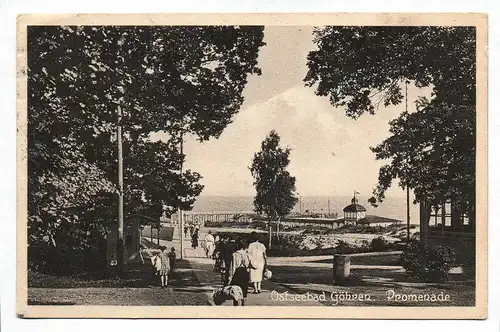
xmin=16 ymin=13 xmax=487 ymax=319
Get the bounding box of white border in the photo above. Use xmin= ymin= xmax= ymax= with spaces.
xmin=2 ymin=0 xmax=499 ymax=331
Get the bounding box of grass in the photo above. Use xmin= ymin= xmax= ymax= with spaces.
xmin=28 ymin=262 xmax=159 ymax=288
xmin=29 ymin=238 xmax=182 ymax=289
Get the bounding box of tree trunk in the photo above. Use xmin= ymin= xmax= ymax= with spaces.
xmin=276 ymin=216 xmax=281 ymax=239
xmin=117 ymin=105 xmax=125 ymax=274
xmin=419 ymin=200 xmax=432 ymax=245
xmin=157 ymin=224 xmax=160 ymax=246
xmin=451 ymin=201 xmax=461 ymax=230
xmin=406 ymin=186 xmax=410 ymax=242
xmin=441 ymin=202 xmax=446 ymax=236
xmin=268 ymin=219 xmax=272 ymax=250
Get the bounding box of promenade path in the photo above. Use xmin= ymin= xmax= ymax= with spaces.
xmin=153 ymin=230 xmax=319 ymax=306
xmin=179 ymin=229 xmax=475 ymax=307
xmin=28 ymin=227 xmax=475 ymax=307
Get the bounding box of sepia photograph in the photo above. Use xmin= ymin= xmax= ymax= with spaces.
xmin=16 ymin=13 xmax=487 ymax=319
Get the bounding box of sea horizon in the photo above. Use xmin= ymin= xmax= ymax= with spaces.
xmin=191 ymin=194 xmax=420 ymax=224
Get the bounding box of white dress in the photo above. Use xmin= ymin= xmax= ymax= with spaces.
xmin=247 ymin=241 xmax=266 ymax=283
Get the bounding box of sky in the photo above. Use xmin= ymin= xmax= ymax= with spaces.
xmin=153 ymin=26 xmax=432 ymax=198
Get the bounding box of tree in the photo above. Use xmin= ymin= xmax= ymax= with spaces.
xmin=370 ymin=102 xmax=475 ymax=210
xmin=124 ymin=137 xmax=204 ymax=220
xmin=250 ymin=131 xmax=298 ymax=249
xmin=304 ymin=26 xmax=476 ymax=221
xmin=305 ymin=27 xmax=475 ymax=118
xmin=27 ymin=26 xmax=265 ymax=273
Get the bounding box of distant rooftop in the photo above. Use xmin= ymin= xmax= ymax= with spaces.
xmin=343 ymin=203 xmax=367 ymax=213
xmin=357 ymin=215 xmax=403 ymax=225
xmin=343 ymin=194 xmax=367 ymax=212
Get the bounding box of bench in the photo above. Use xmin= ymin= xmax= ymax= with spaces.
xmin=332 ymin=251 xmax=403 ymax=285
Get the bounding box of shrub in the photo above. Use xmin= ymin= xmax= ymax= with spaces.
xmin=370 ymin=237 xmax=388 ymax=252
xmin=270 ymin=234 xmax=305 ymax=256
xmin=334 ymin=240 xmax=356 ymax=254
xmin=360 ymin=239 xmax=371 ymax=250
xmin=400 ymin=240 xmax=456 ymax=283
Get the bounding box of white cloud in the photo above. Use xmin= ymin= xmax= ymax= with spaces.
xmin=181 ymin=83 xmax=431 ymax=197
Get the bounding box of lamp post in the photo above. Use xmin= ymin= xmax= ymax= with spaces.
xmin=116 ymin=104 xmax=125 ymax=274
xmin=405 ymin=80 xmax=411 ymax=243
xmin=179 ymin=131 xmax=185 ymax=259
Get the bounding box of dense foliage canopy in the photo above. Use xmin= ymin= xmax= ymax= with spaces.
xmin=305 ymin=26 xmax=476 ymax=208
xmin=27 ymin=25 xmax=264 ymax=272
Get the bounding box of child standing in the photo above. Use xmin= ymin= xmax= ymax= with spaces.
xmin=152 ymin=246 xmax=170 ymax=288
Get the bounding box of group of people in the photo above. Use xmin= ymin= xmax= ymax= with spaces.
xmin=151 ymin=246 xmax=176 ymax=288
xmin=150 ymin=229 xmax=269 ymax=305
xmin=184 ymin=223 xmax=201 ymax=249
xmin=212 ymin=231 xmax=268 ymax=306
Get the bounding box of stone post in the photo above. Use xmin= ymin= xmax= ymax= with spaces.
xmin=333 ymin=255 xmax=351 ymax=285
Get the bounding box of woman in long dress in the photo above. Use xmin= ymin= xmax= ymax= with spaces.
xmin=247 ymin=232 xmax=267 ymax=294
xmin=191 ymin=229 xmax=199 ymax=248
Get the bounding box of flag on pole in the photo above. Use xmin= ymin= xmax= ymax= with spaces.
xmin=354 ymin=191 xmax=360 ymax=195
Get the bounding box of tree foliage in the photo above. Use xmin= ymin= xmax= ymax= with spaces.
xmin=305 ymin=26 xmax=475 ymax=118
xmin=305 ymin=26 xmax=476 ymax=208
xmin=250 ymin=131 xmax=298 ymax=219
xmin=370 ymin=103 xmax=475 ymax=206
xmin=27 ymin=25 xmax=264 ymax=272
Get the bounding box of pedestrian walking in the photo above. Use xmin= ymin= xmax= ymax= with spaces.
xmin=223 ymin=236 xmax=237 ymax=286
xmin=191 ymin=228 xmax=199 ymax=249
xmin=227 ymin=239 xmax=251 ymax=306
xmin=247 ymin=232 xmax=267 ymax=294
xmin=203 ymin=231 xmax=216 ymax=258
xmin=167 ymin=247 xmax=176 ymax=271
xmin=213 ymin=235 xmax=227 ymax=283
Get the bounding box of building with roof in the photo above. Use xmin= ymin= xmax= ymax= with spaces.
xmin=356 ymin=215 xmax=402 ymax=227
xmin=419 ymin=200 xmax=475 ymax=265
xmin=343 ymin=192 xmax=367 ymax=225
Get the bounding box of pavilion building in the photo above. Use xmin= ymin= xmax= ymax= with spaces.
xmin=343 ymin=193 xmax=367 ymax=225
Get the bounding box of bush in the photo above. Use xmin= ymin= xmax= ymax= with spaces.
xmin=28 ymin=244 xmax=90 ymax=276
xmin=270 ymin=234 xmax=306 ymax=256
xmin=400 ymin=240 xmax=456 ymax=283
xmin=370 ymin=237 xmax=388 ymax=252
xmin=334 ymin=240 xmax=356 ymax=254
xmin=205 ymin=220 xmax=268 ymax=230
